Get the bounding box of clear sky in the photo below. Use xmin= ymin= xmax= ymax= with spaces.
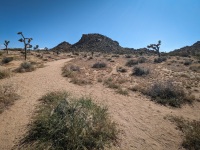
xmin=0 ymin=0 xmax=200 ymax=52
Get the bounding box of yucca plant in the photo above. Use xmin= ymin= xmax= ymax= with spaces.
xmin=17 ymin=32 xmax=33 ymax=60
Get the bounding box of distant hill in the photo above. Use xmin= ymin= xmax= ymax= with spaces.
xmin=51 ymin=41 xmax=71 ymax=52
xmin=169 ymin=41 xmax=200 ymax=57
xmin=71 ymin=33 xmax=125 ymax=53
xmin=51 ymin=33 xmax=159 ymax=55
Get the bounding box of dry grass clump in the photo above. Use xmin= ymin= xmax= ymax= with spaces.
xmin=117 ymin=67 xmax=127 ymax=73
xmin=62 ymin=64 xmax=91 ymax=85
xmin=104 ymin=78 xmax=129 ymax=95
xmin=125 ymin=59 xmax=138 ymax=67
xmin=116 ymin=88 xmax=129 ymax=96
xmin=189 ymin=64 xmax=200 ymax=73
xmin=19 ymin=91 xmax=118 ymax=150
xmin=70 ymin=77 xmax=91 ymax=85
xmin=62 ymin=64 xmax=80 ymax=78
xmin=138 ymin=57 xmax=147 ymax=63
xmin=125 ymin=54 xmax=132 ymax=58
xmin=16 ymin=62 xmax=35 ymax=73
xmin=154 ymin=57 xmax=167 ymax=63
xmin=0 ymin=84 xmax=19 ymax=113
xmin=92 ymin=62 xmax=107 ymax=68
xmin=132 ymin=66 xmax=149 ymax=76
xmin=0 ymin=69 xmax=11 ymax=79
xmin=104 ymin=78 xmax=120 ymax=89
xmin=184 ymin=59 xmax=192 ymax=66
xmin=1 ymin=57 xmax=14 ymax=64
xmin=169 ymin=116 xmax=200 ymax=150
xmin=145 ymin=81 xmax=194 ymax=107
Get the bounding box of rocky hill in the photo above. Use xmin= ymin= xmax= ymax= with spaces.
xmin=51 ymin=41 xmax=71 ymax=52
xmin=71 ymin=33 xmax=125 ymax=53
xmin=51 ymin=33 xmax=158 ymax=55
xmin=169 ymin=41 xmax=200 ymax=57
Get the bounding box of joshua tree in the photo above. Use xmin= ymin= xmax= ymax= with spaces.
xmin=34 ymin=45 xmax=39 ymax=50
xmin=17 ymin=32 xmax=33 ymax=60
xmin=44 ymin=47 xmax=48 ymax=51
xmin=4 ymin=40 xmax=10 ymax=54
xmin=147 ymin=40 xmax=161 ymax=57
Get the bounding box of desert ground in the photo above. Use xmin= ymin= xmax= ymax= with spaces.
xmin=0 ymin=50 xmax=200 ymax=150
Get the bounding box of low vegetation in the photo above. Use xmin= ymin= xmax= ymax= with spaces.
xmin=62 ymin=64 xmax=77 ymax=78
xmin=125 ymin=59 xmax=138 ymax=67
xmin=132 ymin=66 xmax=149 ymax=76
xmin=15 ymin=62 xmax=35 ymax=73
xmin=154 ymin=57 xmax=167 ymax=63
xmin=0 ymin=69 xmax=11 ymax=79
xmin=117 ymin=67 xmax=127 ymax=73
xmin=70 ymin=77 xmax=91 ymax=85
xmin=116 ymin=88 xmax=129 ymax=96
xmin=169 ymin=116 xmax=200 ymax=150
xmin=92 ymin=62 xmax=107 ymax=68
xmin=20 ymin=91 xmax=118 ymax=149
xmin=0 ymin=84 xmax=19 ymax=113
xmin=1 ymin=57 xmax=13 ymax=64
xmin=138 ymin=57 xmax=147 ymax=63
xmin=104 ymin=78 xmax=120 ymax=89
xmin=189 ymin=64 xmax=200 ymax=73
xmin=145 ymin=81 xmax=194 ymax=107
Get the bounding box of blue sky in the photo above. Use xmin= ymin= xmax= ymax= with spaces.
xmin=0 ymin=0 xmax=200 ymax=52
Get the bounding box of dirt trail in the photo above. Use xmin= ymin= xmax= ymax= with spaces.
xmin=0 ymin=58 xmax=199 ymax=150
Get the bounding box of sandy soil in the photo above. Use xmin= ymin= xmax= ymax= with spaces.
xmin=0 ymin=58 xmax=200 ymax=150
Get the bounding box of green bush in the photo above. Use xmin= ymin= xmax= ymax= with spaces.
xmin=20 ymin=91 xmax=118 ymax=149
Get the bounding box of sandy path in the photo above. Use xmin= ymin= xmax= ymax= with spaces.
xmin=0 ymin=58 xmax=199 ymax=150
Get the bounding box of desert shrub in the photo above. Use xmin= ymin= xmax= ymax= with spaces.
xmin=0 ymin=84 xmax=19 ymax=113
xmin=117 ymin=67 xmax=127 ymax=73
xmin=70 ymin=77 xmax=91 ymax=85
xmin=112 ymin=54 xmax=119 ymax=58
xmin=184 ymin=60 xmax=192 ymax=66
xmin=20 ymin=91 xmax=118 ymax=149
xmin=104 ymin=78 xmax=120 ymax=89
xmin=0 ymin=51 xmax=3 ymax=56
xmin=0 ymin=69 xmax=11 ymax=79
xmin=92 ymin=62 xmax=107 ymax=68
xmin=116 ymin=88 xmax=129 ymax=96
xmin=62 ymin=65 xmax=80 ymax=78
xmin=132 ymin=66 xmax=149 ymax=76
xmin=87 ymin=56 xmax=93 ymax=60
xmin=16 ymin=62 xmax=35 ymax=73
xmin=189 ymin=65 xmax=200 ymax=73
xmin=146 ymin=81 xmax=193 ymax=107
xmin=169 ymin=117 xmax=200 ymax=150
xmin=2 ymin=57 xmax=13 ymax=64
xmin=125 ymin=54 xmax=132 ymax=58
xmin=154 ymin=57 xmax=167 ymax=63
xmin=125 ymin=59 xmax=138 ymax=67
xmin=69 ymin=65 xmax=80 ymax=72
xmin=138 ymin=57 xmax=147 ymax=63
